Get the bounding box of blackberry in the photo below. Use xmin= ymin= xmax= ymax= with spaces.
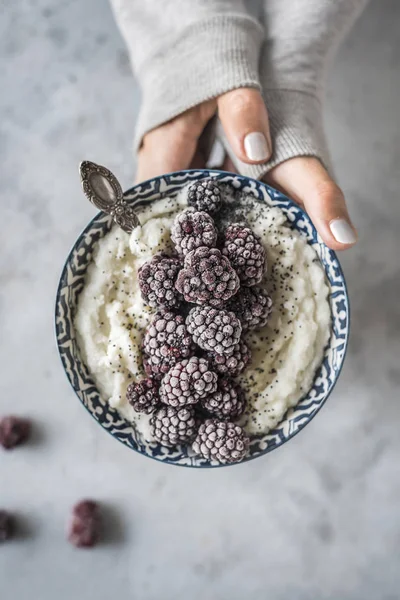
xmin=68 ymin=500 xmax=101 ymax=548
xmin=142 ymin=311 xmax=193 ymax=378
xmin=126 ymin=378 xmax=159 ymax=414
xmin=186 ymin=306 xmax=242 ymax=355
xmin=160 ymin=357 xmax=217 ymax=407
xmin=192 ymin=419 xmax=249 ymax=464
xmin=138 ymin=253 xmax=182 ymax=309
xmin=0 ymin=510 xmax=14 ymax=542
xmin=222 ymin=223 xmax=266 ymax=286
xmin=175 ymin=247 xmax=239 ymax=307
xmin=201 ymin=378 xmax=246 ymax=420
xmin=228 ymin=286 xmax=272 ymax=331
xmin=205 ymin=339 xmax=251 ymax=377
xmin=0 ymin=416 xmax=30 ymax=450
xmin=171 ymin=209 xmax=217 ymax=256
xmin=187 ymin=178 xmax=222 ymax=214
xmin=151 ymin=405 xmax=197 ymax=447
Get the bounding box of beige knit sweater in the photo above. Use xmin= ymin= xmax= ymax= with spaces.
xmin=110 ymin=0 xmax=367 ymax=178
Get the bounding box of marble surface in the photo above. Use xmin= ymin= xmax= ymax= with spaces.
xmin=1 ymin=1 xmax=399 ymax=598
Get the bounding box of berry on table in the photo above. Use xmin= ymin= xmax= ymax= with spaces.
xmin=0 ymin=510 xmax=14 ymax=542
xmin=68 ymin=500 xmax=101 ymax=548
xmin=0 ymin=416 xmax=30 ymax=450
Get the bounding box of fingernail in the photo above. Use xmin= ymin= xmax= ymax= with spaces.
xmin=329 ymin=218 xmax=357 ymax=245
xmin=244 ymin=132 xmax=270 ymax=161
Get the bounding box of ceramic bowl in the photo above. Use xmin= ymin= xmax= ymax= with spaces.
xmin=55 ymin=169 xmax=349 ymax=467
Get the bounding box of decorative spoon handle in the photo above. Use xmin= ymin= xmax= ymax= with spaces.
xmin=79 ymin=161 xmax=139 ymax=233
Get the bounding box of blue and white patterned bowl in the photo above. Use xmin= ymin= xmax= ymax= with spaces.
xmin=55 ymin=170 xmax=349 ymax=467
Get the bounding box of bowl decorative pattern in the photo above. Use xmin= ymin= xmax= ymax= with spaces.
xmin=55 ymin=170 xmax=349 ymax=467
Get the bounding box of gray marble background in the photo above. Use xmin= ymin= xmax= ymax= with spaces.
xmin=1 ymin=1 xmax=399 ymax=598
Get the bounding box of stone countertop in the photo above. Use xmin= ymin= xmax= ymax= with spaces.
xmin=1 ymin=1 xmax=399 ymax=599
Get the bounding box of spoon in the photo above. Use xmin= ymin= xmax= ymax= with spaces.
xmin=79 ymin=161 xmax=140 ymax=233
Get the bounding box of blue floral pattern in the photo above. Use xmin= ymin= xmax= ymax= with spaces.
xmin=55 ymin=170 xmax=349 ymax=468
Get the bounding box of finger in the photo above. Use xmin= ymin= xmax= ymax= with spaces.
xmin=265 ymin=157 xmax=357 ymax=250
xmin=221 ymin=155 xmax=236 ymax=173
xmin=217 ymin=88 xmax=272 ymax=165
xmin=136 ymin=100 xmax=216 ymax=182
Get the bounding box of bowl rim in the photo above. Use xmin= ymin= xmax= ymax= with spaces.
xmin=55 ymin=168 xmax=350 ymax=468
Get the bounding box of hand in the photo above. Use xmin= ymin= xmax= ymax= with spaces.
xmin=265 ymin=157 xmax=357 ymax=250
xmin=136 ymin=88 xmax=272 ymax=182
xmin=222 ymin=155 xmax=358 ymax=251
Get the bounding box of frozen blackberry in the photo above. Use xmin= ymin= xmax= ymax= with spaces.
xmin=222 ymin=223 xmax=266 ymax=286
xmin=151 ymin=405 xmax=197 ymax=447
xmin=138 ymin=253 xmax=182 ymax=309
xmin=171 ymin=209 xmax=217 ymax=256
xmin=187 ymin=178 xmax=222 ymax=214
xmin=160 ymin=357 xmax=217 ymax=407
xmin=175 ymin=247 xmax=239 ymax=307
xmin=0 ymin=510 xmax=14 ymax=542
xmin=201 ymin=378 xmax=246 ymax=420
xmin=186 ymin=306 xmax=242 ymax=356
xmin=68 ymin=500 xmax=101 ymax=548
xmin=0 ymin=416 xmax=30 ymax=450
xmin=192 ymin=419 xmax=249 ymax=464
xmin=206 ymin=339 xmax=251 ymax=377
xmin=228 ymin=286 xmax=272 ymax=331
xmin=126 ymin=378 xmax=159 ymax=414
xmin=142 ymin=311 xmax=193 ymax=378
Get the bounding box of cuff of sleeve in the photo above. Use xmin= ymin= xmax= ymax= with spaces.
xmin=133 ymin=15 xmax=263 ymax=150
xmin=217 ymin=89 xmax=331 ymax=179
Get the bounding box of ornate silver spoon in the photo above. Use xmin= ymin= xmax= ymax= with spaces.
xmin=79 ymin=161 xmax=140 ymax=233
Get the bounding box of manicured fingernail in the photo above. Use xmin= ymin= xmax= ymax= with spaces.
xmin=329 ymin=218 xmax=357 ymax=245
xmin=244 ymin=132 xmax=270 ymax=161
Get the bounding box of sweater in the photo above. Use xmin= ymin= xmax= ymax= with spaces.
xmin=110 ymin=0 xmax=367 ymax=178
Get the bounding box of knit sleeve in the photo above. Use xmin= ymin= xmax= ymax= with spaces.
xmin=218 ymin=0 xmax=368 ymax=178
xmin=109 ymin=0 xmax=264 ymax=149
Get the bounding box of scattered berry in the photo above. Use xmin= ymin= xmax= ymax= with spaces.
xmin=126 ymin=378 xmax=159 ymax=414
xmin=175 ymin=247 xmax=239 ymax=307
xmin=171 ymin=209 xmax=217 ymax=256
xmin=205 ymin=339 xmax=251 ymax=377
xmin=68 ymin=500 xmax=101 ymax=548
xmin=142 ymin=311 xmax=193 ymax=378
xmin=186 ymin=306 xmax=242 ymax=355
xmin=0 ymin=511 xmax=14 ymax=542
xmin=160 ymin=357 xmax=217 ymax=407
xmin=187 ymin=178 xmax=222 ymax=215
xmin=201 ymin=378 xmax=246 ymax=420
xmin=0 ymin=416 xmax=30 ymax=450
xmin=151 ymin=405 xmax=197 ymax=447
xmin=193 ymin=419 xmax=249 ymax=464
xmin=222 ymin=223 xmax=265 ymax=286
xmin=138 ymin=253 xmax=182 ymax=309
xmin=228 ymin=286 xmax=272 ymax=331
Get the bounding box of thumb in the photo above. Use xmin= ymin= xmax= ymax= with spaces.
xmin=136 ymin=101 xmax=216 ymax=183
xmin=217 ymin=88 xmax=272 ymax=164
xmin=265 ymin=157 xmax=358 ymax=250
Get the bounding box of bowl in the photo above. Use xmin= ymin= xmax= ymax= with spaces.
xmin=55 ymin=169 xmax=349 ymax=467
